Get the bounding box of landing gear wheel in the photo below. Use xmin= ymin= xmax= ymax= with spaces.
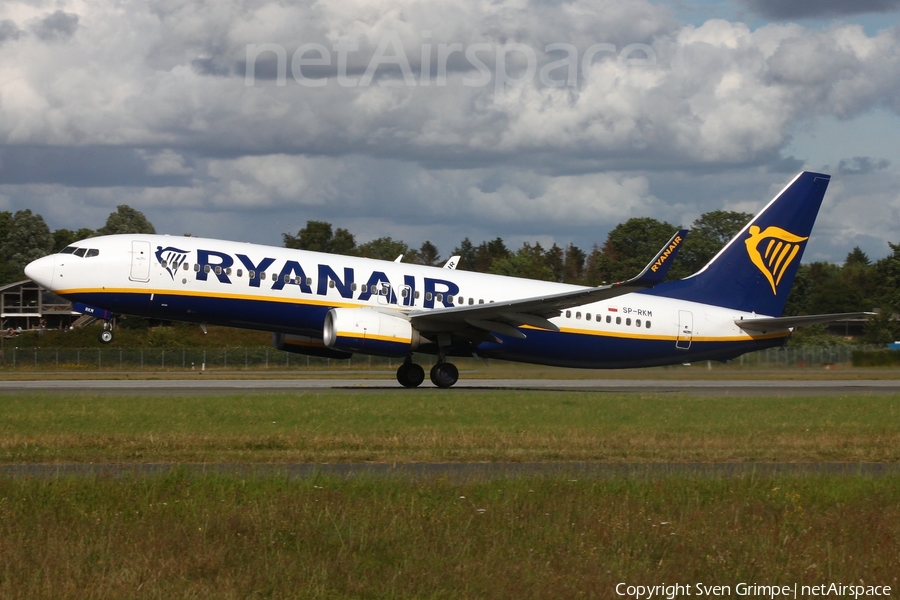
xmin=98 ymin=329 xmax=113 ymax=344
xmin=429 ymin=362 xmax=459 ymax=388
xmin=396 ymin=362 xmax=425 ymax=388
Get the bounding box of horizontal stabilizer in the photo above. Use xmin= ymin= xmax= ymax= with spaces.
xmin=735 ymin=312 xmax=875 ymax=332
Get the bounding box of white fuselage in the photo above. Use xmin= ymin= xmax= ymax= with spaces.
xmin=26 ymin=234 xmax=788 ymax=368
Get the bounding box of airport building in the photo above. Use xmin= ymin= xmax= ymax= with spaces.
xmin=0 ymin=280 xmax=82 ymax=334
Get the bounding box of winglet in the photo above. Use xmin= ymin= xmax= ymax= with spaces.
xmin=443 ymin=255 xmax=460 ymax=270
xmin=625 ymin=229 xmax=688 ymax=287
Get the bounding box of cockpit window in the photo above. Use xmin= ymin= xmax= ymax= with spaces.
xmin=85 ymin=249 xmax=99 ymax=258
xmin=74 ymin=248 xmax=87 ymax=257
xmin=60 ymin=246 xmax=77 ymax=254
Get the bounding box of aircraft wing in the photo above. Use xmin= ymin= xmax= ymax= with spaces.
xmin=735 ymin=312 xmax=876 ymax=333
xmin=409 ymin=230 xmax=687 ymax=338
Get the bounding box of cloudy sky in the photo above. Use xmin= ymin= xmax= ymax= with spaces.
xmin=1 ymin=0 xmax=899 ymax=264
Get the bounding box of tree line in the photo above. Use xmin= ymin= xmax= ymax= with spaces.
xmin=3 ymin=205 xmax=898 ymax=341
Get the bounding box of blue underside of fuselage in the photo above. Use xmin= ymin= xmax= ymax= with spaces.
xmin=69 ymin=291 xmax=786 ymax=368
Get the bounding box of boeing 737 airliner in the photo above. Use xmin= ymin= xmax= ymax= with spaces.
xmin=25 ymin=171 xmax=869 ymax=387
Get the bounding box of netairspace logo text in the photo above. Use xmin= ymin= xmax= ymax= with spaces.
xmin=244 ymin=31 xmax=656 ymax=100
xmin=615 ymin=582 xmax=892 ymax=600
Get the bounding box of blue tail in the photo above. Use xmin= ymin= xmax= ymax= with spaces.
xmin=643 ymin=171 xmax=831 ymax=316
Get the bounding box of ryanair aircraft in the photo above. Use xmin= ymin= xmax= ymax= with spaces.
xmin=25 ymin=171 xmax=867 ymax=387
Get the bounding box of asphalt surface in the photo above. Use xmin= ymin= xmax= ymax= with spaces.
xmin=1 ymin=378 xmax=900 ymax=394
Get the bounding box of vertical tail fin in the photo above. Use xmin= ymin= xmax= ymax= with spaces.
xmin=646 ymin=171 xmax=831 ymax=315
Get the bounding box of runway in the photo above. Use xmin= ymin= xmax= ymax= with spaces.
xmin=2 ymin=377 xmax=900 ymax=394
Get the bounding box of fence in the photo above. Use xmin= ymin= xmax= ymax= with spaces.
xmin=0 ymin=347 xmax=402 ymax=371
xmin=0 ymin=345 xmax=884 ymax=371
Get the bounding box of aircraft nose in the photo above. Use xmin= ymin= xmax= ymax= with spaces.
xmin=24 ymin=255 xmax=56 ymax=289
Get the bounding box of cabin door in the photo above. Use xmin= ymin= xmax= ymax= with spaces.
xmin=129 ymin=241 xmax=152 ymax=282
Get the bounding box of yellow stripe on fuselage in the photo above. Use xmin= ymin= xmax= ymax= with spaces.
xmin=60 ymin=287 xmax=788 ymax=344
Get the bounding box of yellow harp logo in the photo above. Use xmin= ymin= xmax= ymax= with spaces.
xmin=745 ymin=225 xmax=808 ymax=294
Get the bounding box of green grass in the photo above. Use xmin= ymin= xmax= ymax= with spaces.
xmin=0 ymin=473 xmax=898 ymax=599
xmin=2 ymin=390 xmax=899 ymax=463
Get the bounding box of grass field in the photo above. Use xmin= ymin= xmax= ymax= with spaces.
xmin=1 ymin=390 xmax=899 ymax=463
xmin=2 ymin=389 xmax=899 ymax=597
xmin=0 ymin=473 xmax=898 ymax=599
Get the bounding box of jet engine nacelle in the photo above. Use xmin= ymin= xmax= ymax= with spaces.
xmin=272 ymin=333 xmax=352 ymax=360
xmin=323 ymin=308 xmax=421 ymax=357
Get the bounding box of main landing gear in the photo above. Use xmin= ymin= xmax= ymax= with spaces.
xmin=396 ymin=360 xmax=425 ymax=388
xmin=429 ymin=362 xmax=459 ymax=388
xmin=396 ymin=358 xmax=459 ymax=388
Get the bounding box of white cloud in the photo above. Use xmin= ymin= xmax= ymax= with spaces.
xmin=0 ymin=0 xmax=899 ymax=261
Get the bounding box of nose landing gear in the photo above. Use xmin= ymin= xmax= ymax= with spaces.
xmin=98 ymin=321 xmax=114 ymax=344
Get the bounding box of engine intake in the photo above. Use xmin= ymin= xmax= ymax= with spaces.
xmin=323 ymin=308 xmax=421 ymax=357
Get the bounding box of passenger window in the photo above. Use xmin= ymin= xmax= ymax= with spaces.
xmin=249 ymin=270 xmax=256 ymax=279
xmin=351 ymin=283 xmax=357 ymax=291
xmin=626 ymin=318 xmax=631 ymax=326
xmin=86 ymin=249 xmax=99 ymax=258
xmin=74 ymin=248 xmax=87 ymax=257
xmin=435 ymin=293 xmax=443 ymax=303
xmin=636 ymin=319 xmax=641 ymax=327
xmin=226 ymin=268 xmax=232 ymax=275
xmin=606 ymin=315 xmax=611 ymax=323
xmin=447 ymin=295 xmax=453 ymax=304
xmin=616 ymin=317 xmax=621 ymax=325
xmin=576 ymin=312 xmax=581 ymax=320
xmin=329 ymin=280 xmax=335 ymax=288
xmin=361 ymin=284 xmax=367 ymax=293
xmin=160 ymin=260 xmax=168 ymax=268
xmin=183 ymin=263 xmax=189 ymax=271
xmin=60 ymin=246 xmax=77 ymax=254
xmin=204 ymin=265 xmax=211 ymax=273
xmin=194 ymin=264 xmax=201 ymax=272
xmin=215 ymin=266 xmax=222 ymax=275
xmin=260 ymin=272 xmax=266 ymax=280
xmin=401 ymin=288 xmax=409 ymax=298
xmin=478 ymin=299 xmax=484 ymax=304
xmin=237 ymin=269 xmax=243 ymax=277
xmin=565 ymin=310 xmax=571 ymax=318
xmin=646 ymin=321 xmax=651 ymax=328
xmin=586 ymin=313 xmax=591 ymax=321
xmin=307 ymin=277 xmax=312 ymax=286
xmin=415 ymin=291 xmax=420 ymax=299
xmin=284 ymin=274 xmax=290 ymax=283
xmin=468 ymin=298 xmax=474 ymax=305
xmin=425 ymin=292 xmax=433 ymax=301
xmin=458 ymin=296 xmax=463 ymax=304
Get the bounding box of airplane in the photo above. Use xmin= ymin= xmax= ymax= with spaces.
xmin=24 ymin=171 xmax=871 ymax=388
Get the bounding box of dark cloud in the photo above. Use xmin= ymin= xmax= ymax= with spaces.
xmin=838 ymin=156 xmax=891 ymax=175
xmin=0 ymin=147 xmax=192 ymax=187
xmin=0 ymin=20 xmax=22 ymax=44
xmin=31 ymin=10 xmax=79 ymax=41
xmin=743 ymin=0 xmax=900 ymax=19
